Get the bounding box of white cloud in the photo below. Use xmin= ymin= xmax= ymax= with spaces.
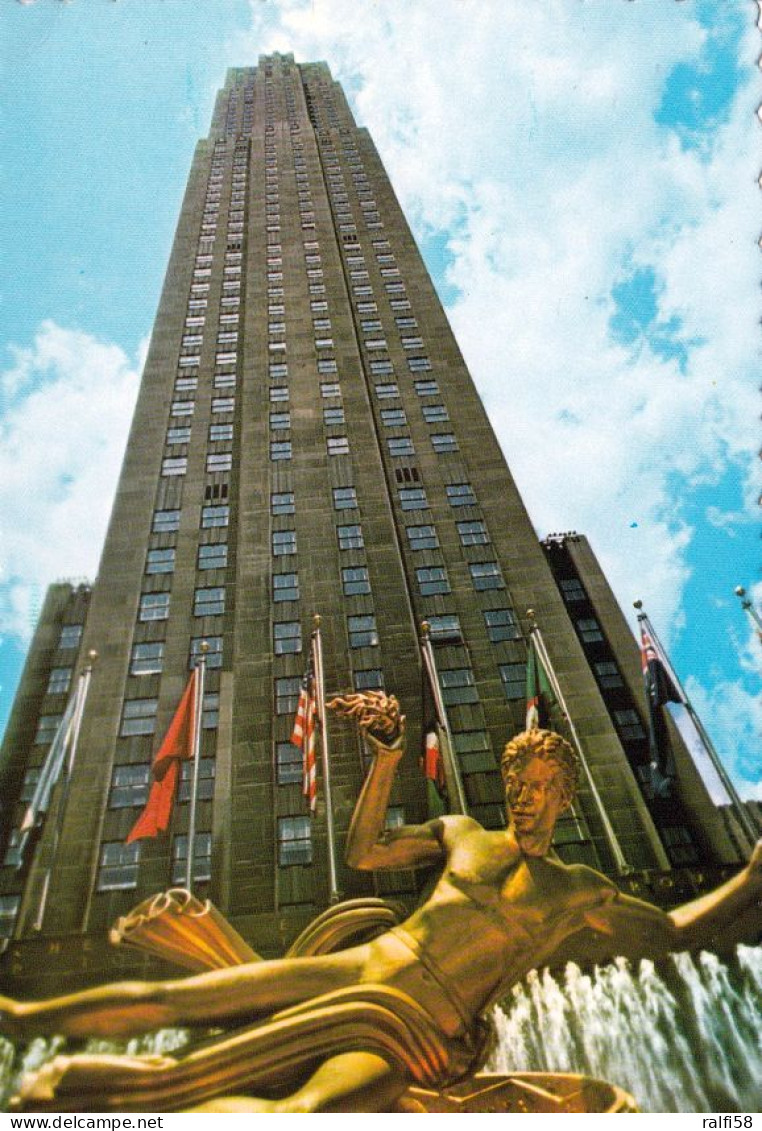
xmin=0 ymin=321 xmax=141 ymax=641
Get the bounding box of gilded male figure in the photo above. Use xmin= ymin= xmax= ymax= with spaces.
xmin=3 ymin=693 xmax=761 ymax=1113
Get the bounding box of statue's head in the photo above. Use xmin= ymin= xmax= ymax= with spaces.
xmin=500 ymin=729 xmax=579 ymax=854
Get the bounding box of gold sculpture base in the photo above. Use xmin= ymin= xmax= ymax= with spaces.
xmin=402 ymin=1072 xmax=638 ymax=1113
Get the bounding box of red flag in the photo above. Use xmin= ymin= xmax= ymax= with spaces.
xmin=291 ymin=664 xmax=317 ymax=813
xmin=127 ymin=670 xmax=198 ymax=843
xmin=422 ymin=728 xmax=447 ymax=817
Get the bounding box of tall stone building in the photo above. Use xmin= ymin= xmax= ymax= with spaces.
xmin=0 ymin=55 xmax=744 ymax=995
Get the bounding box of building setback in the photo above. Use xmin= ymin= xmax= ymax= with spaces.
xmin=0 ymin=55 xmax=745 ymax=995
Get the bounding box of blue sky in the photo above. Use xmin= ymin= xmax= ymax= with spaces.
xmin=1 ymin=0 xmax=760 ymax=799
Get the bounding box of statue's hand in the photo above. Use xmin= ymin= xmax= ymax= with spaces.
xmin=326 ymin=691 xmax=405 ymax=748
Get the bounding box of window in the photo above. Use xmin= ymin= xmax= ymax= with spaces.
xmin=198 ymin=543 xmax=228 ymax=570
xmin=139 ymin=592 xmax=170 ymax=623
xmin=560 ymin=578 xmax=586 ymax=603
xmin=271 ymin=493 xmax=295 ymax=517
xmin=146 ymin=548 xmax=175 ymax=574
xmin=130 ymin=642 xmax=164 ymax=676
xmin=167 ymin=426 xmax=191 ymax=444
xmin=109 ymin=764 xmax=150 ymax=809
xmin=395 ymin=316 xmax=417 ymax=329
xmin=469 ymin=562 xmax=504 ymax=591
xmin=162 ymin=457 xmax=187 ymax=477
xmin=407 ymin=525 xmax=439 ymax=551
xmin=426 ymin=615 xmax=462 ymax=643
xmin=215 ymin=373 xmax=236 ymax=389
xmin=594 ymin=661 xmax=624 ymax=689
xmin=332 ymin=486 xmax=357 ymax=510
xmin=387 ymin=437 xmax=414 ymax=457
xmin=440 ymin=668 xmax=478 ymax=706
xmin=273 ymin=620 xmax=301 ymax=656
xmin=484 ymin=608 xmax=520 ymax=643
xmin=370 ymin=360 xmax=393 ymax=375
xmin=212 ymin=397 xmax=235 ymax=414
xmin=400 ymin=335 xmax=423 ymax=349
xmin=342 ymin=566 xmax=371 ymax=596
xmin=58 ymin=624 xmax=83 ymax=649
xmin=408 ymin=357 xmax=432 ymax=372
xmin=273 ymin=573 xmax=300 ymax=602
xmin=577 ymin=618 xmax=604 ymax=644
xmin=276 ymin=742 xmax=303 ymax=785
xmin=171 ymin=401 xmax=194 ymax=417
xmin=270 ymin=386 xmax=289 ymax=402
xmin=207 ymin=453 xmax=232 ymax=473
xmin=172 ymin=833 xmax=212 ymax=885
xmin=96 ymin=841 xmax=141 ymax=892
xmin=323 ymin=407 xmax=345 ymax=426
xmin=20 ymin=767 xmax=41 ymax=801
xmin=179 ymin=759 xmax=216 ymax=802
xmin=153 ymin=509 xmax=180 ymax=533
xmin=337 ymin=524 xmax=364 ymax=551
xmin=446 ymin=483 xmax=476 ymax=508
xmin=194 ymin=587 xmax=226 ymax=617
xmin=120 ymin=698 xmax=158 ymax=736
xmin=431 ymin=433 xmax=458 ymax=453
xmin=34 ymin=714 xmax=62 ymax=744
xmin=202 ymin=505 xmax=229 ymax=528
xmin=318 ymin=359 xmax=338 ymax=375
xmin=614 ymin=709 xmax=646 ymax=741
xmin=348 ymin=614 xmax=379 ymax=648
xmin=354 ymin=669 xmax=384 ymax=691
xmin=271 ymin=441 xmax=293 ymax=461
xmin=275 ymin=677 xmax=302 ymax=716
xmin=375 ymin=384 xmax=399 ymax=399
xmin=175 ymin=377 xmax=198 ymax=391
xmin=3 ymin=830 xmax=23 ymax=869
xmin=273 ymin=530 xmax=297 ymax=555
xmin=499 ymin=663 xmax=525 ymax=700
xmin=422 ymin=405 xmax=449 ymax=424
xmin=398 ymin=487 xmax=428 ymax=511
xmin=203 ymin=692 xmax=219 ymax=730
xmin=381 ymin=409 xmax=407 ymax=427
xmin=315 ymin=337 xmax=334 ymax=350
xmin=327 ymin=436 xmax=349 ymax=456
xmin=190 ymin=636 xmax=223 ymax=669
xmin=270 ymin=411 xmax=291 ymax=429
xmin=416 ymin=566 xmax=450 ymax=596
xmin=47 ymin=667 xmax=72 ymax=695
xmin=458 ymin=521 xmax=489 ymax=546
xmin=209 ymin=423 xmax=234 ymax=442
xmin=278 ymin=816 xmax=312 ymax=865
xmin=321 ymin=382 xmax=341 ymax=398
xmin=0 ymin=896 xmax=19 ymax=939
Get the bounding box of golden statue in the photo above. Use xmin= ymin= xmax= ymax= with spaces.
xmin=3 ymin=693 xmax=761 ymax=1113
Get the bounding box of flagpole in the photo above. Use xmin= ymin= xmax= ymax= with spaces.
xmin=33 ymin=650 xmax=97 ymax=932
xmin=635 ymin=604 xmax=758 ymax=850
xmin=312 ymin=615 xmax=341 ymax=904
xmin=735 ymin=586 xmax=762 ymax=642
xmin=420 ymin=622 xmax=467 ymax=815
xmin=528 ymin=615 xmax=630 ymax=875
xmin=185 ymin=642 xmax=208 ymax=893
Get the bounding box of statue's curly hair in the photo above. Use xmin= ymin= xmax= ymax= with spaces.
xmin=500 ymin=729 xmax=579 ymax=805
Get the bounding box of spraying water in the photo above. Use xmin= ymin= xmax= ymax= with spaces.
xmin=491 ymin=946 xmax=762 ymax=1112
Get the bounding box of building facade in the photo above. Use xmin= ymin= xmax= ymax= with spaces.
xmin=0 ymin=55 xmax=745 ymax=995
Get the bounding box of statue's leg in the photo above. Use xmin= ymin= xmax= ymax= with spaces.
xmin=187 ymin=1051 xmax=408 ymax=1114
xmin=0 ymin=949 xmax=365 ymax=1040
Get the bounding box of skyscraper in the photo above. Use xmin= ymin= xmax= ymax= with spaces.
xmin=0 ymin=55 xmax=744 ymax=995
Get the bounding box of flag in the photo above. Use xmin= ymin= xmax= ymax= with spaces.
xmin=422 ymin=728 xmax=447 ymax=818
xmin=525 ymin=634 xmax=557 ymax=730
xmin=16 ymin=680 xmax=82 ymax=866
xmin=640 ymin=622 xmax=681 ymax=781
xmin=291 ymin=656 xmax=317 ymax=813
xmin=127 ymin=670 xmax=198 ymax=843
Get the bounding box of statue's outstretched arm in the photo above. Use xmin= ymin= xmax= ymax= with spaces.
xmin=328 ymin=692 xmax=445 ymax=872
xmin=668 ymin=838 xmax=762 ymax=951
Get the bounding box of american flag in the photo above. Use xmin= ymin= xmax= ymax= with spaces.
xmin=291 ymin=657 xmax=317 ymax=812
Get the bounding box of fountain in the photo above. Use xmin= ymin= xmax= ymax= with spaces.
xmin=490 ymin=946 xmax=762 ymax=1112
